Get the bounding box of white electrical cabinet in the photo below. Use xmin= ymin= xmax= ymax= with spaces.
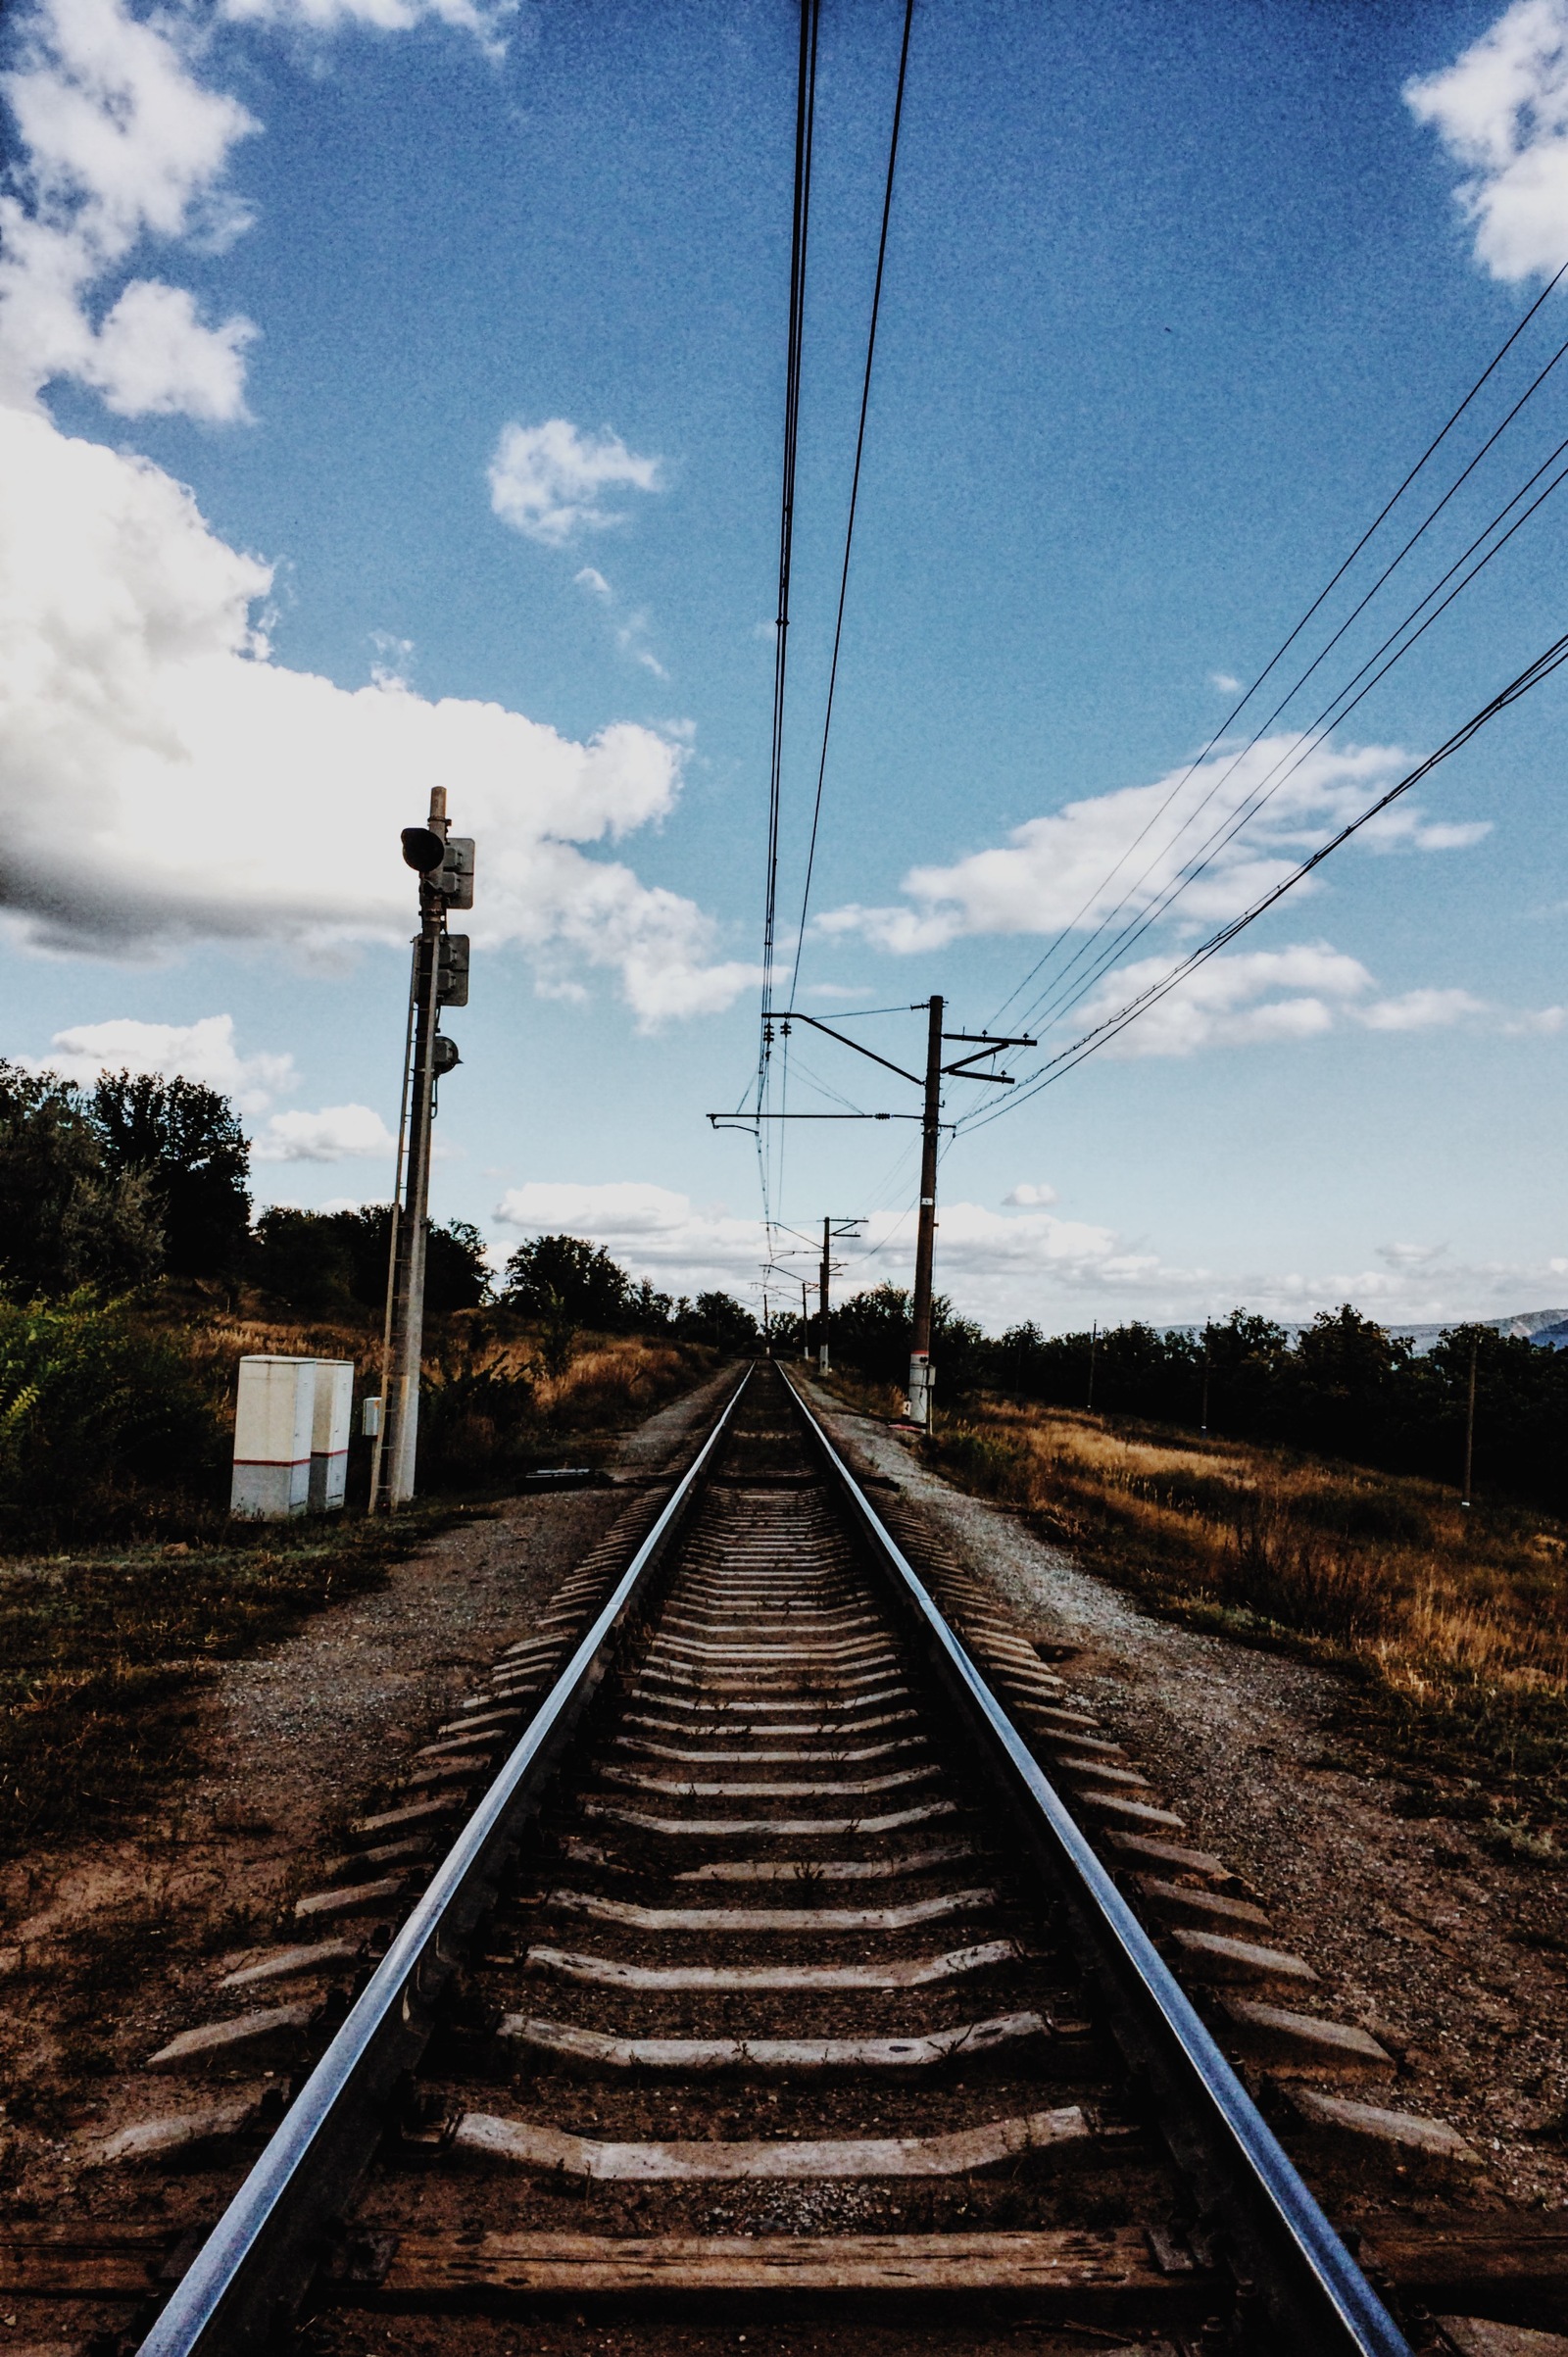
xmin=308 ymin=1359 xmax=355 ymax=1511
xmin=230 ymin=1356 xmax=318 ymax=1519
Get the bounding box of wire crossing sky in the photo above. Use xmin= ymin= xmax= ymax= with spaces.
xmin=3 ymin=0 xmax=1568 ymax=1335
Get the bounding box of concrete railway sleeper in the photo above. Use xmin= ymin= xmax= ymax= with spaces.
xmin=11 ymin=1366 xmax=1553 ymax=2354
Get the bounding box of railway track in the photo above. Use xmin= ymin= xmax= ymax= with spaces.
xmin=16 ymin=1364 xmax=1563 ymax=2354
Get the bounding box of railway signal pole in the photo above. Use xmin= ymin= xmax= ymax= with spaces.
xmin=370 ymin=787 xmax=474 ymax=1511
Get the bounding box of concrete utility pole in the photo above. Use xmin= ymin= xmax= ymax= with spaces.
xmin=1462 ymin=1330 xmax=1479 ymax=1509
xmin=802 ymin=1282 xmax=811 ymax=1362
xmin=370 ymin=787 xmax=472 ymax=1510
xmin=711 ymin=1001 xmax=1027 ymax=1431
xmin=906 ymin=994 xmax=944 ymax=1429
xmin=819 ymin=1215 xmax=832 ymax=1373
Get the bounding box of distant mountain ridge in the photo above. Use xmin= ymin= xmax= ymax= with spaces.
xmin=1386 ymin=1307 xmax=1568 ymax=1354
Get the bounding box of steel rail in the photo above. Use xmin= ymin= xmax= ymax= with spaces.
xmin=780 ymin=1366 xmax=1411 ymax=2357
xmin=139 ymin=1367 xmax=752 ymax=2357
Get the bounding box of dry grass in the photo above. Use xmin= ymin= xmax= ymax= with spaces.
xmin=923 ymin=1399 xmax=1568 ymax=1830
xmin=0 ymin=1315 xmax=719 ymax=1851
xmin=0 ymin=1509 xmax=449 ymax=1856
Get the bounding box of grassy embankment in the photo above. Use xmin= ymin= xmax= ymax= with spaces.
xmin=824 ymin=1373 xmax=1568 ymax=1849
xmin=0 ymin=1313 xmax=713 ymax=1856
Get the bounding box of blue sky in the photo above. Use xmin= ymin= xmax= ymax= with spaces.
xmin=4 ymin=0 xmax=1568 ymax=1331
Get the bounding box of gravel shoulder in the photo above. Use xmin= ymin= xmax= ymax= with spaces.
xmin=805 ymin=1378 xmax=1568 ymax=2216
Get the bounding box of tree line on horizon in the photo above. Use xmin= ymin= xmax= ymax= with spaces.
xmin=811 ymin=1281 xmax=1568 ymax=1517
xmin=1 ymin=1058 xmax=1560 ymax=1518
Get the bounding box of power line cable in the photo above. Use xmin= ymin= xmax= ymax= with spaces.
xmin=989 ymin=258 xmax=1568 ymax=1033
xmin=1013 ymin=427 xmax=1568 ymax=1043
xmin=790 ymin=0 xmax=916 ymax=994
xmin=960 ymin=623 xmax=1568 ymax=1131
xmin=1008 ymin=315 xmax=1568 ymax=1039
xmin=756 ymin=0 xmax=822 ymax=1239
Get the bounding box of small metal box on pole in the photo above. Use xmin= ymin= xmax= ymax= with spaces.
xmin=308 ymin=1360 xmax=355 ymax=1511
xmin=231 ymin=1356 xmax=318 ymax=1520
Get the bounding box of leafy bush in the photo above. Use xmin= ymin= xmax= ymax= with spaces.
xmin=417 ymin=1351 xmax=537 ymax=1490
xmin=0 ymin=1293 xmax=226 ymax=1543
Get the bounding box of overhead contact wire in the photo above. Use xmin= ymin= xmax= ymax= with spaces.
xmin=757 ymin=0 xmax=822 ymax=1239
xmin=790 ymin=0 xmax=916 ymax=995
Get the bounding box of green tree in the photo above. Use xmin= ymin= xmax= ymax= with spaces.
xmin=92 ymin=1072 xmax=251 ymax=1281
xmin=674 ymin=1291 xmax=760 ymax=1351
xmin=250 ymin=1206 xmax=357 ymax=1315
xmin=0 ymin=1063 xmax=164 ymax=1299
xmin=250 ymin=1205 xmax=490 ymax=1317
xmin=503 ymin=1234 xmax=631 ymax=1328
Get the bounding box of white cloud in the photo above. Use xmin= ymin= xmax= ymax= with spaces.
xmin=1378 ymin=1240 xmax=1449 ymax=1270
xmin=1064 ymin=945 xmax=1562 ymax=1058
xmin=615 ymin=612 xmax=667 ymax=678
xmin=495 ymin=1180 xmax=767 ymax=1285
xmin=491 ymin=1171 xmax=1568 ymax=1333
xmin=574 ymin=565 xmax=612 ymax=600
xmin=221 ymin=0 xmax=516 ymax=52
xmin=254 ymin=1101 xmax=396 ymax=1160
xmin=1358 ymin=985 xmax=1489 ymax=1031
xmin=1003 ymin=1181 xmax=1058 ymax=1206
xmin=29 ymin=1011 xmax=293 ymax=1112
xmin=488 ymin=418 xmax=663 ymax=547
xmin=0 ymin=0 xmax=261 ymax=418
xmin=0 ymin=0 xmax=514 ymax=424
xmin=0 ymin=408 xmax=757 ymax=1026
xmin=818 ymin=733 xmax=1485 ymax=956
xmin=1407 ymin=0 xmax=1568 ymax=280
xmin=1209 ymin=670 xmax=1242 ymax=693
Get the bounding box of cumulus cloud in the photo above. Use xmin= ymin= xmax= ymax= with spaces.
xmin=0 ymin=409 xmax=757 ymax=1025
xmin=1406 ymin=0 xmax=1568 ymax=280
xmin=1209 ymin=670 xmax=1242 ymax=693
xmin=495 ymin=1181 xmax=767 ymax=1283
xmin=1003 ymin=1181 xmax=1058 ymax=1206
xmin=254 ymin=1101 xmax=397 ymax=1160
xmin=1064 ymin=945 xmax=1561 ymax=1058
xmin=489 ymin=418 xmax=662 ymax=547
xmin=574 ymin=566 xmax=612 ymax=600
xmin=818 ymin=734 xmax=1486 ymax=956
xmin=29 ymin=1011 xmax=293 ymax=1112
xmin=0 ymin=0 xmax=515 ymax=424
xmin=0 ymin=0 xmax=261 ymax=418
